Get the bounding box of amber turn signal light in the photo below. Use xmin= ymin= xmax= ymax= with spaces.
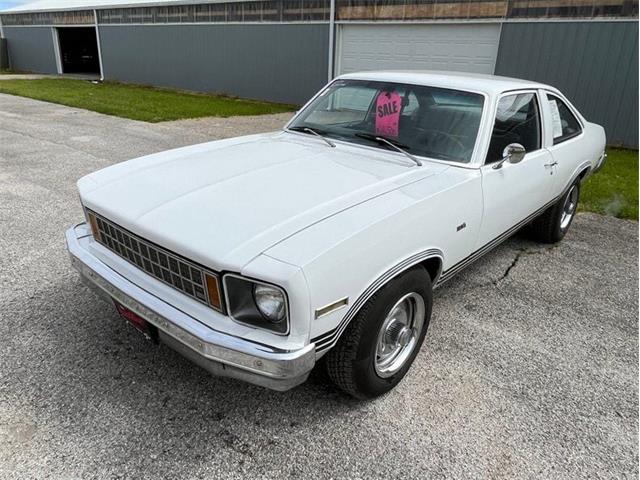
xmin=205 ymin=273 xmax=222 ymax=311
xmin=87 ymin=210 xmax=100 ymax=241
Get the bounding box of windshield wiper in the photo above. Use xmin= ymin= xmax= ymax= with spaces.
xmin=288 ymin=126 xmax=335 ymax=148
xmin=354 ymin=133 xmax=422 ymax=167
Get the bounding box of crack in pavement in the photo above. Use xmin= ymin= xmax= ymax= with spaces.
xmin=493 ymin=244 xmax=560 ymax=286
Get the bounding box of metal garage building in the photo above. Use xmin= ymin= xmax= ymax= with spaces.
xmin=0 ymin=0 xmax=637 ymax=147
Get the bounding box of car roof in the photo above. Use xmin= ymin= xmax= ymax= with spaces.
xmin=337 ymin=70 xmax=556 ymax=96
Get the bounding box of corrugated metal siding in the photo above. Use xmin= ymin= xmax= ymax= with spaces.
xmin=0 ymin=38 xmax=9 ymax=69
xmin=495 ymin=21 xmax=638 ymax=148
xmin=2 ymin=26 xmax=58 ymax=73
xmin=99 ymin=24 xmax=329 ymax=105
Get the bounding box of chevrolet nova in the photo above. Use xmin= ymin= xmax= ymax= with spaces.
xmin=67 ymin=71 xmax=606 ymax=398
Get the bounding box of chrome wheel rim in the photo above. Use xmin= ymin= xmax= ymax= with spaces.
xmin=560 ymin=185 xmax=578 ymax=230
xmin=374 ymin=292 xmax=425 ymax=378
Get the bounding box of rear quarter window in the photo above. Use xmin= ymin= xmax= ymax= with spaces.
xmin=547 ymin=94 xmax=582 ymax=144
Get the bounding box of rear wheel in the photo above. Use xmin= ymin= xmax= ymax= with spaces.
xmin=325 ymin=268 xmax=432 ymax=399
xmin=529 ymin=180 xmax=580 ymax=243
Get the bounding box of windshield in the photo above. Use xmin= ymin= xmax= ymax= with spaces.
xmin=288 ymin=79 xmax=485 ymax=163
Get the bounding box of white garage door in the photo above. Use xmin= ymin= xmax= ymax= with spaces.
xmin=336 ymin=24 xmax=501 ymax=75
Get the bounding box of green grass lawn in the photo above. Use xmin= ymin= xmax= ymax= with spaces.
xmin=0 ymin=78 xmax=295 ymax=121
xmin=580 ymin=148 xmax=638 ymax=220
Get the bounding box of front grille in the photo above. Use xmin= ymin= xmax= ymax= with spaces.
xmin=89 ymin=211 xmax=220 ymax=310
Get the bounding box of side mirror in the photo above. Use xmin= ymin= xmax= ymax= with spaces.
xmin=493 ymin=143 xmax=526 ymax=169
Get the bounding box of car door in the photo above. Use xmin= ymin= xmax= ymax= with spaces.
xmin=540 ymin=90 xmax=586 ymax=198
xmin=476 ymin=90 xmax=557 ymax=249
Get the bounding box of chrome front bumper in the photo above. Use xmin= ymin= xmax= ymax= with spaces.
xmin=65 ymin=223 xmax=316 ymax=391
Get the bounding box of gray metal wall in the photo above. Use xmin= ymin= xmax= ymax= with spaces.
xmin=0 ymin=38 xmax=9 ymax=69
xmin=495 ymin=21 xmax=638 ymax=148
xmin=99 ymin=24 xmax=329 ymax=105
xmin=2 ymin=26 xmax=57 ymax=74
xmin=2 ymin=19 xmax=637 ymax=146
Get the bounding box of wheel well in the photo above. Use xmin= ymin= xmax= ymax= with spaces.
xmin=420 ymin=256 xmax=442 ymax=284
xmin=313 ymin=252 xmax=443 ymax=353
xmin=578 ymin=167 xmax=591 ymax=181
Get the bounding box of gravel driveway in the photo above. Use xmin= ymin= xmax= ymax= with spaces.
xmin=1 ymin=93 xmax=637 ymax=479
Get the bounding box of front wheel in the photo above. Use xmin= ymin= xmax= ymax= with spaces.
xmin=529 ymin=180 xmax=580 ymax=243
xmin=325 ymin=267 xmax=432 ymax=399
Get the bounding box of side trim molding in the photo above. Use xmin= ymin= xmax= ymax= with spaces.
xmin=312 ymin=248 xmax=443 ymax=353
xmin=436 ymin=198 xmax=553 ymax=284
xmin=438 ymin=164 xmax=590 ymax=285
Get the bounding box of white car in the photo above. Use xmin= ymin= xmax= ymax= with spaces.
xmin=67 ymin=71 xmax=606 ymax=398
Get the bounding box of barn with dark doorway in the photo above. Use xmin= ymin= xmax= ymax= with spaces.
xmin=56 ymin=26 xmax=100 ymax=74
xmin=0 ymin=0 xmax=637 ymax=147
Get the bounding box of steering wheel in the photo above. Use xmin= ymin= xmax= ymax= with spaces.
xmin=413 ymin=127 xmax=468 ymax=158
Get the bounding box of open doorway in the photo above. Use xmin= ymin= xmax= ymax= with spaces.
xmin=56 ymin=27 xmax=100 ymax=75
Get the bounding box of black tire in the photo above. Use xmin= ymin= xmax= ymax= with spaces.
xmin=528 ymin=180 xmax=580 ymax=244
xmin=325 ymin=267 xmax=433 ymax=399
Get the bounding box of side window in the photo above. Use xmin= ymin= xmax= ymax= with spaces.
xmin=547 ymin=94 xmax=582 ymax=144
xmin=401 ymin=91 xmax=419 ymax=116
xmin=486 ymin=93 xmax=541 ymax=164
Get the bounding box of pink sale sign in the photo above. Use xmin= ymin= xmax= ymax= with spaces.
xmin=375 ymin=91 xmax=402 ymax=138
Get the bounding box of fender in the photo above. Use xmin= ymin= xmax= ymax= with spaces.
xmin=312 ymin=248 xmax=444 ymax=353
xmin=573 ymin=160 xmax=593 ymax=183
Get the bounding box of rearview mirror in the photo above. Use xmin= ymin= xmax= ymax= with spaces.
xmin=493 ymin=143 xmax=526 ymax=169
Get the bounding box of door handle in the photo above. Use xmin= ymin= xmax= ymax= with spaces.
xmin=544 ymin=161 xmax=558 ymax=167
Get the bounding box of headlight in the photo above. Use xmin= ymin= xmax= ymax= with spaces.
xmin=223 ymin=274 xmax=289 ymax=335
xmin=253 ymin=284 xmax=286 ymax=323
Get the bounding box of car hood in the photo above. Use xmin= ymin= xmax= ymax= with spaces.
xmin=79 ymin=132 xmax=448 ymax=270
